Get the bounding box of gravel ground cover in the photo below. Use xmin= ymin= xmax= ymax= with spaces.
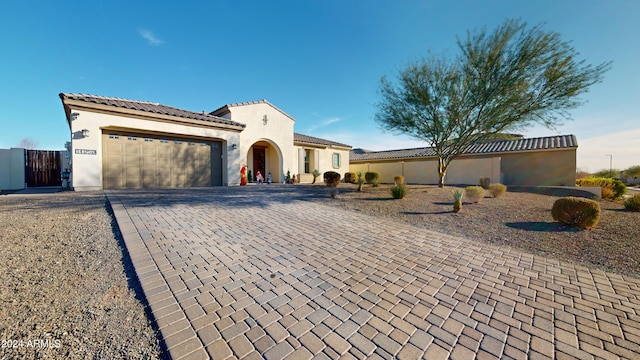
xmin=310 ymin=184 xmax=640 ymax=277
xmin=0 ymin=192 xmax=161 ymax=359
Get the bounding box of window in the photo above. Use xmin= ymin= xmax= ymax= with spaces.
xmin=304 ymin=149 xmax=311 ymax=173
xmin=108 ymin=134 xmax=119 ymax=139
xmin=144 ymin=137 xmax=153 ymax=142
xmin=332 ymin=153 xmax=340 ymax=168
xmin=127 ymin=136 xmax=137 ymax=141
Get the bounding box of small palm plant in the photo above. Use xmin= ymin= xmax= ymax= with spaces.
xmin=356 ymin=172 xmax=365 ymax=192
xmin=452 ymin=189 xmax=464 ymax=213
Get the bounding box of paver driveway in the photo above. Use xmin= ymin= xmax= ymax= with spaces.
xmin=106 ymin=186 xmax=640 ymax=359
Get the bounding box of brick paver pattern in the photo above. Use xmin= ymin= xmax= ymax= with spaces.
xmin=106 ymin=187 xmax=640 ymax=360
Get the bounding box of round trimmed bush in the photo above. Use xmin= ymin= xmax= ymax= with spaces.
xmin=464 ymin=186 xmax=486 ymax=203
xmin=552 ymin=197 xmax=601 ymax=229
xmin=624 ymin=193 xmax=640 ymax=212
xmin=364 ymin=172 xmax=379 ymax=185
xmin=323 ymin=171 xmax=341 ymax=187
xmin=488 ymin=183 xmax=507 ymax=198
xmin=344 ymin=172 xmax=357 ymax=184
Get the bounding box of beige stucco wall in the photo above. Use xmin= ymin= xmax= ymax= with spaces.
xmin=351 ymin=157 xmax=500 ymax=185
xmin=68 ymin=109 xmax=239 ymax=191
xmin=0 ymin=148 xmax=26 ymax=190
xmin=224 ymin=103 xmax=294 ymax=183
xmin=500 ymin=149 xmax=576 ymax=186
xmin=350 ymin=149 xmax=576 ymax=186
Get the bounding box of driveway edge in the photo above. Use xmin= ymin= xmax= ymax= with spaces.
xmin=106 ymin=191 xmax=207 ymax=360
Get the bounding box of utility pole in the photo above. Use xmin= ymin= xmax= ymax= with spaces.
xmin=605 ymin=154 xmax=612 ymax=178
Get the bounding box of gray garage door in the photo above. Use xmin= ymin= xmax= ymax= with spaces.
xmin=102 ymin=132 xmax=222 ymax=189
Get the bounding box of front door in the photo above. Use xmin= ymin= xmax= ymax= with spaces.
xmin=253 ymin=147 xmax=265 ymax=182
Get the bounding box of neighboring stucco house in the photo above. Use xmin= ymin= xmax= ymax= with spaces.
xmin=350 ymin=135 xmax=577 ymax=186
xmin=59 ymin=93 xmax=351 ymax=191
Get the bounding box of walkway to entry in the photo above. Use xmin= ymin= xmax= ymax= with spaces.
xmin=106 ymin=186 xmax=640 ymax=359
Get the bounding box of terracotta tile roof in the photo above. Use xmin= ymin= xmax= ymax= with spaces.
xmin=59 ymin=93 xmax=246 ymax=128
xmin=210 ymin=99 xmax=295 ymax=121
xmin=294 ymin=133 xmax=352 ymax=148
xmin=350 ymin=135 xmax=577 ymax=161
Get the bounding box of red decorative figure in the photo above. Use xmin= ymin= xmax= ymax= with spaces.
xmin=240 ymin=164 xmax=247 ymax=186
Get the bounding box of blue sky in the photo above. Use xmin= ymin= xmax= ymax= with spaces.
xmin=1 ymin=0 xmax=638 ymax=172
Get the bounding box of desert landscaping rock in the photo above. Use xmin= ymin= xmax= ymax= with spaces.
xmin=0 ymin=192 xmax=161 ymax=359
xmin=317 ymin=184 xmax=640 ymax=276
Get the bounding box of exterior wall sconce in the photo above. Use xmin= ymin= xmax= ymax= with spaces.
xmin=71 ymin=112 xmax=79 ymax=121
xmin=231 ymin=144 xmax=238 ymax=150
xmin=81 ymin=129 xmax=90 ymax=138
xmin=262 ymin=114 xmax=268 ymax=125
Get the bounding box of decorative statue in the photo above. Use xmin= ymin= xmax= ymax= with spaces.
xmin=240 ymin=164 xmax=247 ymax=186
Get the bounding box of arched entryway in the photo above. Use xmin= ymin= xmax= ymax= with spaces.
xmin=246 ymin=140 xmax=283 ymax=183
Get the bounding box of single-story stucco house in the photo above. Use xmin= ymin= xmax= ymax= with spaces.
xmin=349 ymin=135 xmax=578 ymax=186
xmin=59 ymin=93 xmax=351 ymax=191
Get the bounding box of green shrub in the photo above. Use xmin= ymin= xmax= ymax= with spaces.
xmin=312 ymin=169 xmax=321 ymax=184
xmin=394 ymin=175 xmax=405 ymax=185
xmin=552 ymin=197 xmax=601 ymax=229
xmin=390 ymin=183 xmax=407 ymax=199
xmin=323 ymin=171 xmax=341 ymax=187
xmin=364 ymin=172 xmax=379 ymax=186
xmin=464 ymin=186 xmax=486 ymax=203
xmin=479 ymin=177 xmax=491 ymax=189
xmin=624 ymin=193 xmax=640 ymax=212
xmin=452 ymin=189 xmax=464 ymax=212
xmin=488 ymin=183 xmax=507 ymax=198
xmin=344 ymin=172 xmax=357 ymax=184
xmin=576 ymin=177 xmax=626 ymax=200
xmin=601 ymin=187 xmax=615 ymax=200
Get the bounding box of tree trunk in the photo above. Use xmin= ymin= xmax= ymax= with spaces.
xmin=438 ymin=157 xmax=447 ymax=188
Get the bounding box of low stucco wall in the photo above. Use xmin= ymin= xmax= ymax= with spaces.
xmin=350 ymin=149 xmax=577 ymax=187
xmin=500 ymin=149 xmax=576 ymax=186
xmin=0 ymin=148 xmax=25 ymax=190
xmin=350 ymin=157 xmax=501 ymax=185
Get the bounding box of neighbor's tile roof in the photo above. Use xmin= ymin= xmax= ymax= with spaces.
xmin=60 ymin=93 xmax=246 ymax=128
xmin=350 ymin=134 xmax=577 ymax=161
xmin=210 ymin=99 xmax=295 ymax=121
xmin=294 ymin=133 xmax=352 ymax=148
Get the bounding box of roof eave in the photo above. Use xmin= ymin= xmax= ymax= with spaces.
xmin=61 ymin=97 xmax=246 ymax=132
xmin=215 ymin=100 xmax=296 ymax=122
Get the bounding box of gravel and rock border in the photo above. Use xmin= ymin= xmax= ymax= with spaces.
xmin=310 ymin=183 xmax=640 ymax=277
xmin=0 ymin=192 xmax=162 ymax=360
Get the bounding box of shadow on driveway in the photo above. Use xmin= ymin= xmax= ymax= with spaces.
xmin=107 ymin=184 xmax=333 ymax=209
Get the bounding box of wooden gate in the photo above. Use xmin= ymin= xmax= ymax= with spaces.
xmin=26 ymin=150 xmax=62 ymax=187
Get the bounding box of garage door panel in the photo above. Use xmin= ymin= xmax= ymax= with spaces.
xmin=102 ymin=132 xmax=217 ymax=189
xmin=142 ymin=161 xmax=156 ymax=188
xmin=103 ymin=158 xmax=123 ymax=188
